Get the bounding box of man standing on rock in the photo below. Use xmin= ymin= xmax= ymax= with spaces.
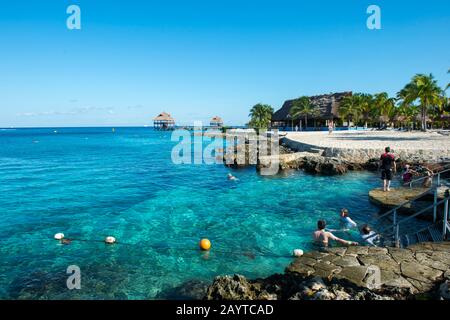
xmin=379 ymin=147 xmax=396 ymax=192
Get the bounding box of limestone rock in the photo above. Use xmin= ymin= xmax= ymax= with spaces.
xmin=205 ymin=242 xmax=450 ymax=300
xmin=369 ymin=187 xmax=430 ymax=209
xmin=334 ymin=266 xmax=370 ymax=288
xmin=400 ymin=261 xmax=443 ymax=283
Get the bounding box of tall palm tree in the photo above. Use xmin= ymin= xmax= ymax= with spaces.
xmin=373 ymin=92 xmax=396 ymax=128
xmin=338 ymin=95 xmax=361 ymax=128
xmin=398 ymin=74 xmax=444 ymax=131
xmin=289 ymin=96 xmax=319 ymax=130
xmin=357 ymin=93 xmax=375 ymax=128
xmin=396 ymin=103 xmax=419 ymax=130
xmin=248 ymin=103 xmax=274 ymax=130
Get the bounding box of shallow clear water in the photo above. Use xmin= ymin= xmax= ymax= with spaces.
xmin=0 ymin=127 xmax=383 ymax=299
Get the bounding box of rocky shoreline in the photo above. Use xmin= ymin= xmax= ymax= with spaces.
xmin=227 ymin=141 xmax=449 ymax=176
xmin=204 ymin=242 xmax=450 ymax=300
xmin=258 ymin=138 xmax=450 ymax=176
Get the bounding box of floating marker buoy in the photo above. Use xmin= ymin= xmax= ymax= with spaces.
xmin=199 ymin=239 xmax=211 ymax=251
xmin=293 ymin=249 xmax=304 ymax=257
xmin=54 ymin=233 xmax=65 ymax=240
xmin=105 ymin=236 xmax=116 ymax=244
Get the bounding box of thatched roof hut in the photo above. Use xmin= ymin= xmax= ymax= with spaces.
xmin=210 ymin=116 xmax=223 ymax=127
xmin=271 ymin=92 xmax=352 ymax=128
xmin=415 ymin=114 xmax=432 ymax=122
xmin=153 ymin=112 xmax=175 ymax=130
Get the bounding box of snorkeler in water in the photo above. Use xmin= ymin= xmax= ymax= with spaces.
xmin=227 ymin=173 xmax=238 ymax=181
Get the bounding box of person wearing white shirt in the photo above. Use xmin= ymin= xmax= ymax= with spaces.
xmin=340 ymin=208 xmax=357 ymax=230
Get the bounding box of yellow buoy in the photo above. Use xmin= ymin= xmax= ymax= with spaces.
xmin=199 ymin=239 xmax=211 ymax=251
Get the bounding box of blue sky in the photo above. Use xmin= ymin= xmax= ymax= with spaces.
xmin=0 ymin=0 xmax=449 ymax=127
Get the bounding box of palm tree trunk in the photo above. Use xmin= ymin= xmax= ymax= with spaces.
xmin=421 ymin=105 xmax=426 ymax=131
xmin=305 ymin=115 xmax=308 ymax=131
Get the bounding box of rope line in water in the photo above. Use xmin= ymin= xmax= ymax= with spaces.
xmin=0 ymin=235 xmax=296 ymax=259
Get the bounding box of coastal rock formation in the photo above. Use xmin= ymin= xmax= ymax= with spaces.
xmin=281 ymin=132 xmax=450 ymax=165
xmin=205 ymin=242 xmax=450 ymax=300
xmin=368 ymin=188 xmax=430 ymax=209
xmin=368 ymin=187 xmax=450 ymax=220
xmin=277 ymin=132 xmax=450 ymax=176
xmin=257 ymin=151 xmax=349 ymax=175
xmin=224 ymin=135 xmax=450 ymax=176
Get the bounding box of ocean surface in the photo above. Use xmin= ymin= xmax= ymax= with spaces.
xmin=0 ymin=127 xmax=384 ymax=299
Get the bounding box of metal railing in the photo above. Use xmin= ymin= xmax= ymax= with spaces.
xmin=365 ymin=194 xmax=450 ymax=246
xmin=365 ymin=165 xmax=450 ymax=246
xmin=368 ymin=166 xmax=450 ymax=226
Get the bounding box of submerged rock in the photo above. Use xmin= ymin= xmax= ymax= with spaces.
xmin=156 ymin=279 xmax=209 ymax=300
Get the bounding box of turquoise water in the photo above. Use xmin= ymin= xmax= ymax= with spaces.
xmin=0 ymin=127 xmax=381 ymax=299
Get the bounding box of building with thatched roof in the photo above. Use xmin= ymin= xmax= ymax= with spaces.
xmin=153 ymin=112 xmax=175 ymax=130
xmin=271 ymin=92 xmax=352 ymax=130
xmin=210 ymin=116 xmax=223 ymax=128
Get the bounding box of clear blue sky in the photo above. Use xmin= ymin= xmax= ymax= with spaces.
xmin=0 ymin=0 xmax=449 ymax=127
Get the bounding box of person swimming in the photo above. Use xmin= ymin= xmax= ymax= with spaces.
xmin=312 ymin=220 xmax=358 ymax=247
xmin=340 ymin=208 xmax=357 ymax=230
xmin=227 ymin=173 xmax=238 ymax=181
xmin=360 ymin=225 xmax=379 ymax=247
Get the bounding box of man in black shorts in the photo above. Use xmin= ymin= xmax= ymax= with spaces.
xmin=379 ymin=147 xmax=396 ymax=192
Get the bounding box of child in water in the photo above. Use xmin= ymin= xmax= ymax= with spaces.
xmin=340 ymin=208 xmax=357 ymax=230
xmin=360 ymin=225 xmax=379 ymax=247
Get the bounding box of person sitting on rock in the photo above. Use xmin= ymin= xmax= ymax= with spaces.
xmin=401 ymin=164 xmax=418 ymax=185
xmin=312 ymin=220 xmax=358 ymax=247
xmin=422 ymin=168 xmax=434 ymax=188
xmin=340 ymin=208 xmax=357 ymax=230
xmin=360 ymin=225 xmax=379 ymax=247
xmin=379 ymin=147 xmax=396 ymax=192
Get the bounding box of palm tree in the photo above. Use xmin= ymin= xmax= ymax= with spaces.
xmin=373 ymin=92 xmax=396 ymax=128
xmin=289 ymin=96 xmax=319 ymax=130
xmin=357 ymin=93 xmax=375 ymax=128
xmin=338 ymin=95 xmax=361 ymax=128
xmin=396 ymin=103 xmax=419 ymax=130
xmin=398 ymin=74 xmax=444 ymax=131
xmin=248 ymin=103 xmax=274 ymax=130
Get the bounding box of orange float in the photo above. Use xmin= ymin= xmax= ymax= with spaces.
xmin=199 ymin=238 xmax=211 ymax=251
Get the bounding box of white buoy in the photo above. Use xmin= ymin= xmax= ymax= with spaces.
xmin=54 ymin=233 xmax=65 ymax=240
xmin=105 ymin=236 xmax=116 ymax=244
xmin=293 ymin=249 xmax=304 ymax=257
